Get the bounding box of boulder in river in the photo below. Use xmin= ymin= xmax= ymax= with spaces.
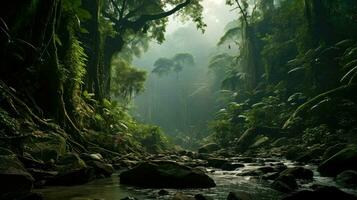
xmin=120 ymin=160 xmax=216 ymax=188
xmin=81 ymin=153 xmax=114 ymax=177
xmin=336 ymin=170 xmax=357 ymax=188
xmin=282 ymin=186 xmax=357 ymax=200
xmin=272 ymin=174 xmax=298 ymax=193
xmin=322 ymin=143 xmax=346 ymax=161
xmin=0 ymin=147 xmax=35 ymax=200
xmin=284 ymin=145 xmax=305 ymax=160
xmin=206 ymin=157 xmax=229 ymax=168
xmin=296 ymin=145 xmax=324 ymax=163
xmin=318 ymin=145 xmax=357 ymax=177
xmin=280 ymin=167 xmax=313 ymax=180
xmin=158 ymin=189 xmax=169 ymax=196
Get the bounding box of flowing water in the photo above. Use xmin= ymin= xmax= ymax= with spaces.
xmin=35 ymin=157 xmax=357 ymax=200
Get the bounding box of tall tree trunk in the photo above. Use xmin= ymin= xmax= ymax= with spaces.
xmin=43 ymin=0 xmax=86 ymax=146
xmin=82 ymin=0 xmax=103 ymax=100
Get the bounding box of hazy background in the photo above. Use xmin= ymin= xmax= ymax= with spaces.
xmin=131 ymin=0 xmax=237 ymax=143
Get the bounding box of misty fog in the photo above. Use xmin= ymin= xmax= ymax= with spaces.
xmin=131 ymin=1 xmax=236 ymax=145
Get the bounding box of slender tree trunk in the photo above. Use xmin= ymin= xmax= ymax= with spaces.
xmin=41 ymin=0 xmax=61 ymax=120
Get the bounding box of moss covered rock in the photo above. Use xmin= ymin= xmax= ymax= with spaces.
xmin=280 ymin=167 xmax=313 ymax=180
xmin=24 ymin=131 xmax=67 ymax=162
xmin=48 ymin=153 xmax=94 ymax=185
xmin=0 ymin=147 xmax=34 ymax=199
xmin=318 ymin=145 xmax=357 ymax=177
xmin=80 ymin=153 xmax=114 ymax=177
xmin=272 ymin=174 xmax=297 ymax=193
xmin=336 ymin=170 xmax=357 ymax=188
xmin=120 ymin=160 xmax=216 ymax=188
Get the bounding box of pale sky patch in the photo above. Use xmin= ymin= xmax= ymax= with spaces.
xmin=165 ymin=0 xmax=236 ymax=46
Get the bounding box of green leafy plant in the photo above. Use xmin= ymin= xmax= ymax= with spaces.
xmin=111 ymin=58 xmax=147 ymax=102
xmin=302 ymin=124 xmax=332 ymax=145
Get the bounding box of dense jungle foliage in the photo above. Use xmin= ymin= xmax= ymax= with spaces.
xmin=1 ymin=0 xmax=357 ymax=199
xmin=208 ymin=0 xmax=357 ymax=152
xmin=0 ymin=0 xmax=206 ymax=155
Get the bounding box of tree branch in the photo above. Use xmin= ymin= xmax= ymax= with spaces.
xmin=124 ymin=4 xmax=145 ymax=20
xmin=119 ymin=0 xmax=127 ymax=20
xmin=120 ymin=0 xmax=191 ymax=31
xmin=110 ymin=0 xmax=122 ymax=16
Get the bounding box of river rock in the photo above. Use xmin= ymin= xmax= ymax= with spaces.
xmin=257 ymin=166 xmax=276 ymax=173
xmin=47 ymin=153 xmax=94 ymax=185
xmin=227 ymin=191 xmax=252 ymax=200
xmin=318 ymin=145 xmax=357 ymax=176
xmin=272 ymin=175 xmax=297 ymax=193
xmin=178 ymin=150 xmax=189 ymax=156
xmin=198 ymin=143 xmax=220 ymax=154
xmin=158 ymin=189 xmax=169 ymax=196
xmin=81 ymin=153 xmax=114 ymax=177
xmin=206 ymin=158 xmax=229 ymax=168
xmin=284 ymin=145 xmax=305 ymax=160
xmin=296 ymin=146 xmax=324 ymax=163
xmin=336 ymin=170 xmax=357 ymax=188
xmin=0 ymin=147 xmax=35 ymax=200
xmin=216 ymin=149 xmax=235 ymax=157
xmin=89 ymin=160 xmax=113 ymax=178
xmin=120 ymin=160 xmax=216 ymax=188
xmin=221 ymin=163 xmax=244 ymax=171
xmin=196 ymin=153 xmax=211 ymax=160
xmin=239 ymin=164 xmax=286 ymax=177
xmin=113 ymin=159 xmax=139 ymax=169
xmin=280 ymin=167 xmax=313 ymax=180
xmin=282 ymin=186 xmax=357 ymax=200
xmin=236 ymin=157 xmax=256 ymax=163
xmin=322 ymin=143 xmax=347 ymax=160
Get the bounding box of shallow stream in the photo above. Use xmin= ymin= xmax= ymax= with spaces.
xmin=36 ymin=157 xmax=357 ymax=200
